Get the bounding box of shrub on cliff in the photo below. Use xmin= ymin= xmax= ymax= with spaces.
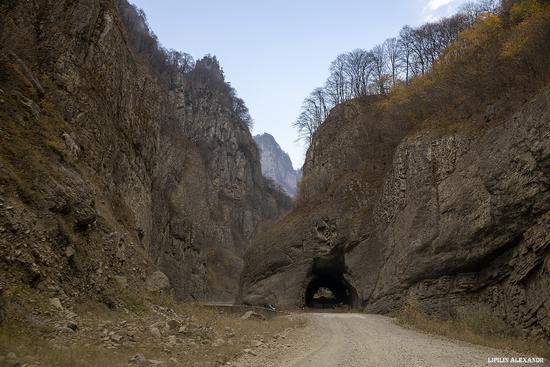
xmin=116 ymin=0 xmax=254 ymax=131
xmin=380 ymin=0 xmax=550 ymax=126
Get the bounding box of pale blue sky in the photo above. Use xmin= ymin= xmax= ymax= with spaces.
xmin=131 ymin=0 xmax=469 ymax=169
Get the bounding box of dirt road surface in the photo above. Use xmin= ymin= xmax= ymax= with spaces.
xmin=234 ymin=313 xmax=542 ymax=367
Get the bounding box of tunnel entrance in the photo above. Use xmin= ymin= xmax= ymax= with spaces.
xmin=305 ymin=273 xmax=358 ymax=309
xmin=304 ymin=248 xmax=359 ymax=310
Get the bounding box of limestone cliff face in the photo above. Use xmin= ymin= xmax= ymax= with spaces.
xmin=240 ymin=90 xmax=550 ymax=337
xmin=254 ymin=133 xmax=301 ymax=197
xmin=0 ymin=0 xmax=289 ymax=308
xmin=152 ymin=72 xmax=292 ymax=300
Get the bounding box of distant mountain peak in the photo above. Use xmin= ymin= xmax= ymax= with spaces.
xmin=254 ymin=134 xmax=301 ymax=197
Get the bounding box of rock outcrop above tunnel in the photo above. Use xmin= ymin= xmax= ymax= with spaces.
xmin=0 ymin=0 xmax=290 ymax=309
xmin=240 ymin=89 xmax=550 ymax=338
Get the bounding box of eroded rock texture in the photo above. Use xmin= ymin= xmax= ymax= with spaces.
xmin=240 ymin=90 xmax=550 ymax=337
xmin=0 ymin=0 xmax=289 ymax=308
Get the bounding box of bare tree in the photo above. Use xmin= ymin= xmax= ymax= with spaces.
xmin=294 ymin=88 xmax=330 ymax=145
xmin=371 ymin=44 xmax=389 ymax=94
xmin=461 ymin=0 xmax=501 ymax=22
xmin=294 ymin=0 xmax=503 ymax=143
xmin=325 ymin=54 xmax=350 ymax=106
xmin=398 ymin=28 xmax=413 ymax=83
xmin=384 ymin=37 xmax=402 ymax=87
xmin=344 ymin=49 xmax=372 ymax=97
xmin=399 ymin=26 xmax=426 ymax=78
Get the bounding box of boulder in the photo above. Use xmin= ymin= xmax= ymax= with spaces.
xmin=166 ymin=319 xmax=180 ymax=331
xmin=67 ymin=321 xmax=78 ymax=331
xmin=0 ymin=352 xmax=22 ymax=367
xmin=64 ymin=246 xmax=75 ymax=258
xmin=240 ymin=311 xmax=265 ymax=321
xmin=48 ymin=297 xmax=64 ymax=311
xmin=145 ymin=271 xmax=170 ymax=292
xmin=148 ymin=326 xmax=162 ymax=339
xmin=113 ymin=275 xmax=128 ymax=289
xmin=128 ymin=354 xmax=163 ymax=366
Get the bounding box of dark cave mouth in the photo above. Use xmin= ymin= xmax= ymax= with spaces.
xmin=305 ymin=273 xmax=358 ymax=309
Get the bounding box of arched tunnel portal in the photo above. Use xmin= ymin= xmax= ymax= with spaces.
xmin=304 ymin=252 xmax=359 ymax=309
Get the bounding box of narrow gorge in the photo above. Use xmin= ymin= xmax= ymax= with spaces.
xmin=1 ymin=0 xmax=549 ymax=365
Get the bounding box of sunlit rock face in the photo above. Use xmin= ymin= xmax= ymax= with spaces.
xmin=254 ymin=133 xmax=302 ymax=197
xmin=241 ymin=91 xmax=550 ymax=338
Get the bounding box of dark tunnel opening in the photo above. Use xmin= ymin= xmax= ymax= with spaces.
xmin=305 ymin=273 xmax=358 ymax=309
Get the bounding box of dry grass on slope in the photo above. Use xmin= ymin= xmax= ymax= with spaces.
xmin=378 ymin=0 xmax=550 ymax=130
xmin=0 ymin=283 xmax=304 ymax=367
xmin=397 ymin=297 xmax=550 ymax=359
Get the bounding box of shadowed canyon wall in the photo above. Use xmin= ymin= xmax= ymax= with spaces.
xmin=0 ymin=0 xmax=290 ymax=308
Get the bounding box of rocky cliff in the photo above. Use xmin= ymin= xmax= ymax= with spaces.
xmin=0 ymin=0 xmax=290 ymax=312
xmin=240 ymin=88 xmax=550 ymax=337
xmin=254 ymin=133 xmax=301 ymax=197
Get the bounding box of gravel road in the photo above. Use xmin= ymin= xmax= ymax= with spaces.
xmin=234 ymin=313 xmax=542 ymax=367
